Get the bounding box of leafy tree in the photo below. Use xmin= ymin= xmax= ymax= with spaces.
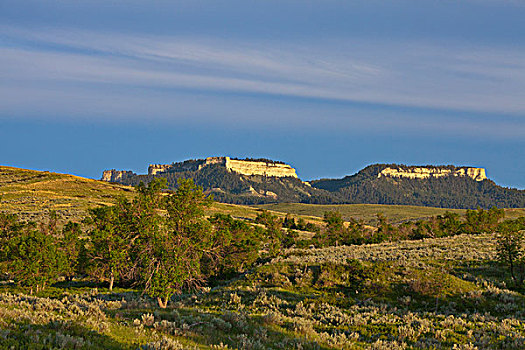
xmin=255 ymin=211 xmax=283 ymax=256
xmin=84 ymin=178 xmax=167 ymax=291
xmin=463 ymin=207 xmax=504 ymax=234
xmin=437 ymin=212 xmax=462 ymax=236
xmin=0 ymin=213 xmax=26 ymax=267
xmin=58 ymin=222 xmax=83 ymax=281
xmin=6 ymin=225 xmax=61 ymax=294
xmin=320 ymin=211 xmax=346 ymax=246
xmin=283 ymin=214 xmax=297 ymax=229
xmin=373 ymin=213 xmax=397 ymax=243
xmin=139 ymin=178 xmax=213 ymax=308
xmin=84 ymin=202 xmax=133 ymax=291
xmin=1 ymin=213 xmax=64 ymax=292
xmin=205 ymin=214 xmax=262 ymax=279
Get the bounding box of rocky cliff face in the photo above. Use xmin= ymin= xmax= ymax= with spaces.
xmin=101 ymin=170 xmax=136 ymax=182
xmin=224 ymin=158 xmax=297 ymax=178
xmin=148 ymin=164 xmax=172 ymax=175
xmin=147 ymin=157 xmax=298 ymax=178
xmin=378 ymin=166 xmax=487 ymax=181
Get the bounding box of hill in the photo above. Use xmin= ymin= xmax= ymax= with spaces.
xmin=311 ymin=164 xmax=525 ymax=209
xmin=0 ymin=165 xmax=319 ymax=225
xmin=2 ymin=165 xmax=525 ymax=348
xmin=0 ymin=165 xmax=135 ymax=223
xmin=103 ymin=157 xmax=329 ymax=205
xmin=102 ymin=158 xmax=525 ymax=209
xmin=2 ymin=164 xmax=524 ymax=226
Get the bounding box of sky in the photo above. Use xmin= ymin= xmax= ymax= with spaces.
xmin=0 ymin=0 xmax=524 ymax=188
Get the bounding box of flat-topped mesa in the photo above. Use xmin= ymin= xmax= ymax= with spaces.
xmin=148 ymin=157 xmax=298 ymax=178
xmin=101 ymin=170 xmax=136 ymax=182
xmin=378 ymin=166 xmax=487 ymax=181
xmin=224 ymin=157 xmax=298 ymax=178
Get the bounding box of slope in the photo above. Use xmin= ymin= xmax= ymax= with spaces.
xmin=311 ymin=164 xmax=525 ymax=209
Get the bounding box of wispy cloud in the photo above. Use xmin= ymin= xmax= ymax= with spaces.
xmin=1 ymin=25 xmax=525 ymax=138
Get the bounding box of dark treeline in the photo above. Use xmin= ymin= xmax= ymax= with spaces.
xmin=2 ymin=182 xmax=525 ymax=303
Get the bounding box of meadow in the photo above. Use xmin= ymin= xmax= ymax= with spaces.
xmin=1 ymin=232 xmax=523 ymax=349
xmin=1 ymin=167 xmax=524 ymax=349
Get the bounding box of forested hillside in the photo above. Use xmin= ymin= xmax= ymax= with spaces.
xmin=312 ymin=164 xmax=525 ymax=209
xmin=108 ymin=163 xmax=328 ymax=204
xmin=103 ymin=160 xmax=525 ymax=209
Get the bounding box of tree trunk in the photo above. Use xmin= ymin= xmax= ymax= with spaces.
xmin=109 ymin=274 xmax=114 ymax=291
xmin=157 ymin=296 xmax=168 ymax=308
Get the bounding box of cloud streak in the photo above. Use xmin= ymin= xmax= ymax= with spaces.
xmin=1 ymin=25 xmax=525 ymax=138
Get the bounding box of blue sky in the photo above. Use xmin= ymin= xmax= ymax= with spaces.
xmin=1 ymin=0 xmax=524 ymax=188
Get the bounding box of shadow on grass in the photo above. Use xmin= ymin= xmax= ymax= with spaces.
xmin=1 ymin=320 xmax=130 ymax=350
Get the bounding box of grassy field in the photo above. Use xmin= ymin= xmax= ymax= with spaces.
xmin=255 ymin=202 xmax=525 ymax=224
xmin=1 ymin=232 xmax=523 ymax=349
xmin=1 ymin=165 xmax=525 ymax=348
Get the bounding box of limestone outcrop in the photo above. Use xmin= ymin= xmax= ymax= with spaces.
xmin=147 ymin=157 xmax=298 ymax=178
xmin=148 ymin=164 xmax=173 ymax=176
xmin=224 ymin=158 xmax=297 ymax=178
xmin=378 ymin=166 xmax=487 ymax=181
xmin=101 ymin=170 xmax=136 ymax=182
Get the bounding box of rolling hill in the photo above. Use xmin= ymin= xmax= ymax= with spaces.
xmin=311 ymin=164 xmax=525 ymax=209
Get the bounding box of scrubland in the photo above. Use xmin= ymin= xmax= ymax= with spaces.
xmin=1 ymin=232 xmax=524 ymax=349
xmin=1 ymin=168 xmax=524 ymax=349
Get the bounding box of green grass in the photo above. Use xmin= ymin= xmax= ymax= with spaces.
xmin=255 ymin=202 xmax=525 ymax=224
xmin=2 ymin=165 xmax=525 ymax=348
xmin=3 ymin=233 xmax=523 ymax=349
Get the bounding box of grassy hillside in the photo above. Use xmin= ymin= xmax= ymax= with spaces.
xmin=1 ymin=165 xmax=524 ymax=348
xmin=209 ymin=202 xmax=323 ymax=225
xmin=0 ymin=166 xmax=135 ymax=223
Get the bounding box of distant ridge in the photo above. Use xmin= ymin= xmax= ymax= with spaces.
xmin=102 ymin=159 xmax=525 ymax=209
xmin=102 ymin=157 xmax=324 ymax=204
